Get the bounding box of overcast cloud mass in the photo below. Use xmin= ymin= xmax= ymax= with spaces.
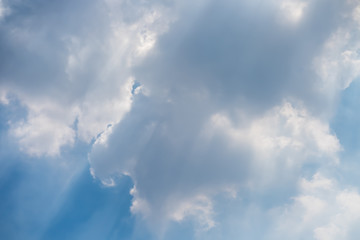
xmin=1 ymin=0 xmax=360 ymax=239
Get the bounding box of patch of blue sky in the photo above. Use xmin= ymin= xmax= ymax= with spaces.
xmin=331 ymin=79 xmax=360 ymax=155
xmin=40 ymin=170 xmax=135 ymax=240
xmin=0 ymin=102 xmax=140 ymax=240
xmin=330 ymin=79 xmax=360 ymax=186
xmin=331 ymin=79 xmax=360 ymax=187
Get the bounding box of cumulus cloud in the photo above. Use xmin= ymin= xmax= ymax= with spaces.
xmin=10 ymin=111 xmax=76 ymax=157
xmin=89 ymin=97 xmax=340 ymax=231
xmin=207 ymin=102 xmax=341 ymax=185
xmin=269 ymin=173 xmax=360 ymax=240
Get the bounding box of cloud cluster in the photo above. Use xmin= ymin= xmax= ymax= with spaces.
xmin=0 ymin=0 xmax=173 ymax=155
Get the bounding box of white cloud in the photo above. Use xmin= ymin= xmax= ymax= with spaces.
xmin=206 ymin=101 xmax=340 ymax=186
xmin=131 ymin=188 xmax=216 ymax=230
xmin=352 ymin=4 xmax=360 ymax=27
xmin=169 ymin=195 xmax=215 ymax=230
xmin=314 ymin=2 xmax=360 ymax=96
xmin=10 ymin=101 xmax=77 ymax=156
xmin=208 ymin=102 xmax=340 ymax=156
xmin=314 ymin=30 xmax=360 ymax=91
xmin=279 ymin=0 xmax=308 ymax=23
xmin=76 ymin=77 xmax=134 ymax=143
xmin=270 ymin=173 xmax=360 ymax=240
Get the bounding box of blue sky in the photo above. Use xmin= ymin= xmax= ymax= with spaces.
xmin=1 ymin=0 xmax=360 ymax=239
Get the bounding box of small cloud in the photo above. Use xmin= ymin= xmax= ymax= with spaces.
xmin=0 ymin=89 xmax=9 ymax=105
xmin=170 ymin=195 xmax=215 ymax=230
xmin=280 ymin=0 xmax=308 ymax=23
xmin=0 ymin=0 xmax=10 ymax=20
xmin=11 ymin=115 xmax=75 ymax=157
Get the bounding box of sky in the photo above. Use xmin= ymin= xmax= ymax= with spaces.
xmin=1 ymin=0 xmax=360 ymax=239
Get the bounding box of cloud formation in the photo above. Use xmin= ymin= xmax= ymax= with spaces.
xmin=1 ymin=0 xmax=360 ymax=239
xmin=89 ymin=0 xmax=357 ymax=233
xmin=0 ymin=0 xmax=173 ymax=155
